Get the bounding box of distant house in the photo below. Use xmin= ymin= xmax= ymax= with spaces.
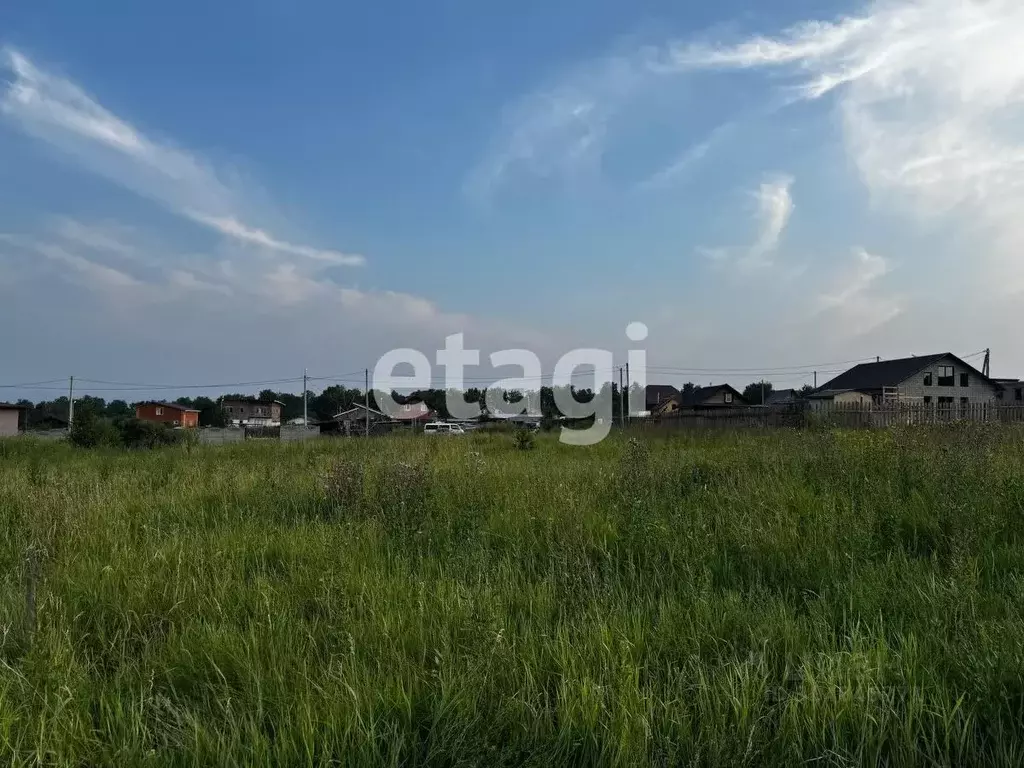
xmin=645 ymin=385 xmax=680 ymax=413
xmin=655 ymin=384 xmax=748 ymax=415
xmin=812 ymin=353 xmax=1003 ymax=407
xmin=389 ymin=400 xmax=436 ymax=424
xmin=0 ymin=403 xmax=25 ymax=437
xmin=221 ymin=398 xmax=284 ymax=426
xmin=994 ymin=378 xmax=1024 ymax=404
xmin=317 ymin=403 xmax=389 ymax=436
xmin=765 ymin=388 xmax=799 ymax=406
xmin=135 ymin=402 xmax=200 ymax=428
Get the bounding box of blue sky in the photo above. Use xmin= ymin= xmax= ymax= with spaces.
xmin=1 ymin=0 xmax=1022 ymax=400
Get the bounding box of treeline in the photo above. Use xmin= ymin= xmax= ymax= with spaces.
xmin=15 ymin=380 xmax=813 ymax=429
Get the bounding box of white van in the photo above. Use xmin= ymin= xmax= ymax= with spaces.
xmin=424 ymin=422 xmax=466 ymax=435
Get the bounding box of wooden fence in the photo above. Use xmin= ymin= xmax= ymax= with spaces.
xmin=634 ymin=403 xmax=1024 ymax=432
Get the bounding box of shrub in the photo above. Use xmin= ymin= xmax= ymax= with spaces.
xmin=118 ymin=419 xmax=186 ymax=449
xmin=68 ymin=411 xmax=120 ymax=449
xmin=513 ymin=429 xmax=535 ymax=451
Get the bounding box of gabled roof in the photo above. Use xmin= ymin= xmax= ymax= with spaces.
xmin=766 ymin=388 xmax=798 ymax=405
xmin=645 ymin=385 xmax=680 ymax=406
xmin=817 ymin=353 xmax=991 ymax=393
xmin=137 ymin=401 xmax=200 ymax=413
xmin=679 ymin=384 xmax=747 ymax=406
xmin=333 ymin=403 xmax=385 ymax=419
xmin=220 ymin=397 xmax=285 ymax=406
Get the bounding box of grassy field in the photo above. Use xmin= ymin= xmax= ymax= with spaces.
xmin=2 ymin=427 xmax=1024 ymax=766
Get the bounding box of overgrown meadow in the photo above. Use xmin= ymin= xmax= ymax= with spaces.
xmin=1 ymin=426 xmax=1024 ymax=766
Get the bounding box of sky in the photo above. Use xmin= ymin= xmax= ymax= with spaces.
xmin=1 ymin=0 xmax=1022 ymax=401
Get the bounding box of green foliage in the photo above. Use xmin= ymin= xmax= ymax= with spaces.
xmin=1 ymin=429 xmax=1024 ymax=764
xmin=118 ymin=418 xmax=188 ymax=449
xmin=743 ymin=379 xmax=774 ymax=405
xmin=68 ymin=410 xmax=120 ymax=448
xmin=512 ymin=428 xmax=535 ymax=451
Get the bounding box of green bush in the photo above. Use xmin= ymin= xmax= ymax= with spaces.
xmin=512 ymin=428 xmax=535 ymax=450
xmin=68 ymin=411 xmax=120 ymax=448
xmin=118 ymin=418 xmax=189 ymax=449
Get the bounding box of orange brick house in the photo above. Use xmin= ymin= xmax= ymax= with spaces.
xmin=135 ymin=401 xmax=200 ymax=428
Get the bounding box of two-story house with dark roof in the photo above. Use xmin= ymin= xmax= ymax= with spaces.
xmin=811 ymin=353 xmax=1003 ymax=407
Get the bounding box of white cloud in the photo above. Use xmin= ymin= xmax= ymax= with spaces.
xmin=664 ymin=0 xmax=1024 ymax=289
xmin=747 ymin=175 xmax=794 ymax=267
xmin=814 ymin=247 xmax=901 ymax=336
xmin=190 ymin=215 xmax=364 ymax=267
xmin=1 ymin=48 xmax=362 ymax=269
xmin=699 ymin=174 xmax=794 ymax=271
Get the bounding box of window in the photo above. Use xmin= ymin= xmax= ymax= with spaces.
xmin=960 ymin=397 xmax=969 ymax=406
xmin=155 ymin=407 xmax=163 ymax=415
xmin=1017 ymin=388 xmax=1023 ymax=402
xmin=923 ymin=396 xmax=932 ymax=405
xmin=938 ymin=396 xmax=954 ymax=406
xmin=938 ymin=365 xmax=954 ymax=386
xmin=923 ymin=373 xmax=933 ymax=386
xmin=960 ymin=373 xmax=968 ymax=387
xmin=725 ymin=392 xmax=733 ymax=404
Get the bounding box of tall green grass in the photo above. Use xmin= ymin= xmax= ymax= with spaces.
xmin=1 ymin=426 xmax=1023 ymax=765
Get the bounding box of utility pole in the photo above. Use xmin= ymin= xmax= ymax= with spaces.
xmin=625 ymin=361 xmax=630 ymax=426
xmin=983 ymin=348 xmax=991 ymax=378
xmin=303 ymin=368 xmax=308 ymax=427
xmin=618 ymin=367 xmax=624 ymax=428
xmin=877 ymin=356 xmax=881 ymax=363
xmin=761 ymin=379 xmax=766 ymax=407
xmin=813 ymin=371 xmax=817 ymax=389
xmin=364 ymin=368 xmax=370 ymax=437
xmin=67 ymin=375 xmax=75 ymax=433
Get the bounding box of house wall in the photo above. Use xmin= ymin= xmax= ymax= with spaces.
xmin=997 ymin=383 xmax=1024 ymax=404
xmin=834 ymin=391 xmax=873 ymax=406
xmin=0 ymin=409 xmax=20 ymax=437
xmin=897 ymin=358 xmax=1001 ymax=404
xmin=135 ymin=404 xmax=199 ymax=427
xmin=223 ymin=401 xmax=283 ymax=424
xmin=700 ymin=390 xmax=739 ymax=406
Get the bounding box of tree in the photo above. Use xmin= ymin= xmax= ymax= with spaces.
xmin=106 ymin=399 xmax=133 ymax=419
xmin=69 ymin=409 xmax=118 ymax=448
xmin=742 ymin=380 xmax=773 ymax=405
xmin=200 ymin=404 xmax=229 ymax=427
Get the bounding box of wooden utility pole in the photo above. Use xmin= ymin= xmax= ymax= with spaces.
xmin=618 ymin=367 xmax=624 ymax=428
xmin=67 ymin=376 xmax=75 ymax=433
xmin=303 ymin=369 xmax=308 ymax=427
xmin=625 ymin=361 xmax=630 ymax=426
xmin=983 ymin=348 xmax=991 ymax=378
xmin=365 ymin=369 xmax=370 ymax=437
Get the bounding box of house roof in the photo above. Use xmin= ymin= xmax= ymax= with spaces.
xmin=390 ymin=402 xmax=435 ymax=421
xmin=817 ymin=353 xmax=992 ymax=393
xmin=137 ymin=401 xmax=200 ymax=413
xmin=220 ymin=397 xmax=285 ymax=406
xmin=333 ymin=403 xmax=385 ymax=419
xmin=645 ymin=385 xmax=680 ymax=406
xmin=679 ymin=384 xmax=747 ymax=406
xmin=766 ymin=388 xmax=798 ymax=405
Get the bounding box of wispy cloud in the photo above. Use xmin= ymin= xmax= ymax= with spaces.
xmin=699 ymin=174 xmax=794 ymax=272
xmin=661 ymin=0 xmax=1024 ymax=288
xmin=746 ymin=175 xmax=794 ymax=267
xmin=814 ymin=247 xmax=901 ymax=335
xmin=189 ymin=215 xmax=364 ymax=266
xmin=1 ymin=48 xmax=362 ymax=268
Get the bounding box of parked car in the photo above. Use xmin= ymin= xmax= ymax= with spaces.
xmin=424 ymin=422 xmax=466 ymax=435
